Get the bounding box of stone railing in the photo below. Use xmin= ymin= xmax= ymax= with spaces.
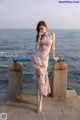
xmin=8 ymin=58 xmax=68 ymax=101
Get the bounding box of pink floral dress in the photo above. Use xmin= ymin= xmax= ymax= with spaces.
xmin=31 ymin=32 xmax=53 ymax=96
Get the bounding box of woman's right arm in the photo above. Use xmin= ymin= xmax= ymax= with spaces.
xmin=35 ymin=40 xmax=40 ymax=50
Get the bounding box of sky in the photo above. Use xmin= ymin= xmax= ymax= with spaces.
xmin=0 ymin=0 xmax=80 ymax=29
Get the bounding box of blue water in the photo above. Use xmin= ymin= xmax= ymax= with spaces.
xmin=0 ymin=29 xmax=80 ymax=94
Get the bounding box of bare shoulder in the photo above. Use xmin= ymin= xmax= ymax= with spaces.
xmin=51 ymin=32 xmax=55 ymax=41
xmin=51 ymin=32 xmax=55 ymax=36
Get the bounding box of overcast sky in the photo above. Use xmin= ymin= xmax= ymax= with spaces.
xmin=0 ymin=0 xmax=80 ymax=29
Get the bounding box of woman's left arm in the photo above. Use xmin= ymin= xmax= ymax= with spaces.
xmin=51 ymin=33 xmax=58 ymax=61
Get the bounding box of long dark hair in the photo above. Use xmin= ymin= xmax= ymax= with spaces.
xmin=36 ymin=21 xmax=47 ymax=42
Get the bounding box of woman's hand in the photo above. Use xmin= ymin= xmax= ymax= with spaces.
xmin=53 ymin=57 xmax=59 ymax=62
xmin=38 ymin=30 xmax=43 ymax=40
xmin=38 ymin=31 xmax=43 ymax=40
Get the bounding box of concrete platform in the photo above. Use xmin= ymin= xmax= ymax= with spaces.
xmin=0 ymin=90 xmax=80 ymax=120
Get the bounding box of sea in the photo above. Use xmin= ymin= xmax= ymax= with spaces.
xmin=0 ymin=29 xmax=80 ymax=95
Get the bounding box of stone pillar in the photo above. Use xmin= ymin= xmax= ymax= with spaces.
xmin=8 ymin=61 xmax=23 ymax=101
xmin=51 ymin=61 xmax=68 ymax=99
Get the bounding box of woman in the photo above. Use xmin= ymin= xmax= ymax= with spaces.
xmin=31 ymin=21 xmax=58 ymax=112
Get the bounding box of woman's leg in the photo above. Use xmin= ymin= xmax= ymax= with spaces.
xmin=39 ymin=95 xmax=43 ymax=112
xmin=37 ymin=91 xmax=43 ymax=112
xmin=36 ymin=90 xmax=40 ymax=105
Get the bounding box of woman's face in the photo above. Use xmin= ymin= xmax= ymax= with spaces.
xmin=39 ymin=25 xmax=47 ymax=35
